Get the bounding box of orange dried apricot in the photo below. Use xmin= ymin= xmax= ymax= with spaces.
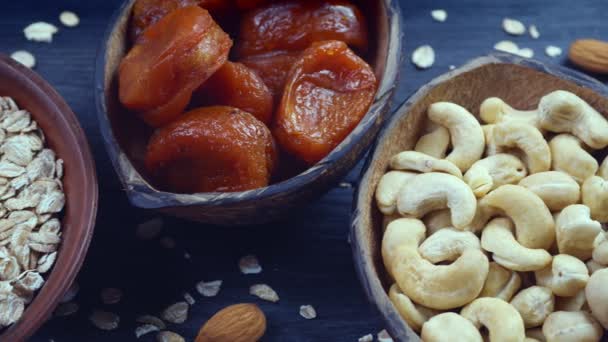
xmin=146 ymin=106 xmax=277 ymax=193
xmin=239 ymin=51 xmax=301 ymax=100
xmin=236 ymin=0 xmax=368 ymax=57
xmin=194 ymin=62 xmax=273 ymax=125
xmin=119 ymin=6 xmax=232 ymax=127
xmin=273 ymin=40 xmax=377 ymax=165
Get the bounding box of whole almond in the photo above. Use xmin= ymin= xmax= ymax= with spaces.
xmin=196 ymin=303 xmax=266 ymax=342
xmin=569 ymin=39 xmax=608 ymax=74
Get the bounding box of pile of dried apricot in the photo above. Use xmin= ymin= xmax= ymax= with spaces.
xmin=119 ymin=0 xmax=377 ymax=193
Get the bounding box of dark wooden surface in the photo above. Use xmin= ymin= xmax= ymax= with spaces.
xmin=0 ymin=0 xmax=605 ymax=341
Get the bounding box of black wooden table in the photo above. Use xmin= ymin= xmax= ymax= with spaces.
xmin=1 ymin=0 xmax=606 ymax=341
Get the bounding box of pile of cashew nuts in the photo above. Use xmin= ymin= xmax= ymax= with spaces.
xmin=376 ymin=90 xmax=608 ymax=342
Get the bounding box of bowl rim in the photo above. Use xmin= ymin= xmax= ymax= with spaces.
xmin=94 ymin=0 xmax=403 ymax=209
xmin=350 ymin=53 xmax=608 ymax=342
xmin=0 ymin=54 xmax=98 ymax=341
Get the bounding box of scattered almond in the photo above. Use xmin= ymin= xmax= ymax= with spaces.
xmin=89 ymin=310 xmax=120 ymax=331
xmin=299 ymin=305 xmax=317 ymax=319
xmin=136 ymin=314 xmax=166 ymax=330
xmin=430 ymin=9 xmax=447 ymax=22
xmin=249 ymin=284 xmax=279 ymax=303
xmin=529 ymin=25 xmax=540 ymax=39
xmin=136 ymin=218 xmax=163 ymax=240
xmin=10 ymin=51 xmax=36 ymax=69
xmin=569 ymin=39 xmax=608 ymax=74
xmin=239 ymin=254 xmax=262 ymax=274
xmin=24 ymin=22 xmax=58 ymax=43
xmin=161 ymin=302 xmax=188 ymax=324
xmin=54 ymin=301 xmax=79 ymax=317
xmin=358 ymin=334 xmax=373 ymax=342
xmin=183 ymin=292 xmax=196 ymax=305
xmin=157 ymin=331 xmax=185 ymax=342
xmin=100 ymin=287 xmax=122 ymax=305
xmin=196 ymin=280 xmax=222 ymax=297
xmin=59 ymin=11 xmax=80 ymax=27
xmin=378 ymin=329 xmax=394 ymax=342
xmin=412 ymin=45 xmax=435 ymax=69
xmin=502 ymin=18 xmax=526 ymax=35
xmin=135 ymin=324 xmax=159 ymax=338
xmin=195 ymin=303 xmax=266 ymax=342
xmin=546 ymin=45 xmax=563 ymax=58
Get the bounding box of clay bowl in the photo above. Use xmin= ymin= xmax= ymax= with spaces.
xmin=0 ymin=55 xmax=97 ymax=341
xmin=350 ymin=53 xmax=608 ymax=341
xmin=95 ymin=0 xmax=402 ymax=225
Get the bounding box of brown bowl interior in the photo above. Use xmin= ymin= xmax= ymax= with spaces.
xmin=100 ymin=0 xmax=394 ymax=196
xmin=352 ymin=54 xmax=608 ymax=341
xmin=0 ymin=56 xmax=97 ymax=341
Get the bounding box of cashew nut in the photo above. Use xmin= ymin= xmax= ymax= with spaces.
xmin=581 ymin=176 xmax=608 ymax=222
xmin=535 ymin=254 xmax=589 ymax=297
xmin=510 ymin=286 xmax=555 ymax=328
xmin=479 ymin=262 xmax=522 ymax=301
xmin=542 ymin=311 xmax=603 ymax=342
xmin=460 ymin=297 xmax=526 ymax=342
xmin=375 ymin=171 xmax=417 ymax=215
xmin=555 ymin=289 xmax=587 ymax=312
xmin=419 ymin=228 xmax=481 ymax=263
xmin=526 ymin=328 xmax=546 ymax=342
xmin=428 ymin=102 xmax=485 ymax=171
xmin=415 ymin=125 xmax=451 ymax=159
xmin=389 ymin=151 xmax=462 ymax=178
xmin=538 ymin=90 xmax=608 ymax=149
xmin=549 ymin=134 xmax=598 ymax=183
xmin=586 ymin=259 xmax=606 ymax=274
xmin=592 ymin=232 xmax=608 ymax=265
xmin=421 ymin=312 xmax=483 ymax=342
xmin=464 ymin=154 xmax=527 ymax=197
xmin=397 ymin=172 xmax=477 ymax=230
xmin=555 ymin=204 xmax=602 ymax=260
xmin=598 ymin=155 xmax=608 ymax=179
xmin=585 ymin=268 xmax=608 ymax=328
xmin=479 ymin=185 xmax=555 ymax=250
xmin=381 ymin=218 xmax=489 ymax=309
xmin=518 ymin=172 xmax=580 ymax=211
xmin=422 ymin=209 xmax=452 ymax=236
xmin=480 ymin=97 xmax=539 ymax=127
xmin=388 ymin=283 xmax=438 ymax=333
xmin=481 ymin=218 xmax=552 ymax=271
xmin=382 ymin=213 xmax=401 ymax=231
xmin=490 ymin=121 xmax=551 ymax=174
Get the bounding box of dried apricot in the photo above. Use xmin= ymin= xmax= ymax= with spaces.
xmin=119 ymin=6 xmax=232 ymax=127
xmin=236 ymin=0 xmax=368 ymax=57
xmin=194 ymin=62 xmax=273 ymax=125
xmin=239 ymin=51 xmax=300 ymax=100
xmin=146 ymin=106 xmax=277 ymax=193
xmin=273 ymin=40 xmax=377 ymax=165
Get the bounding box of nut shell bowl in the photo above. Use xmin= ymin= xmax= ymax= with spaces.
xmin=350 ymin=54 xmax=608 ymax=341
xmin=0 ymin=55 xmax=98 ymax=341
xmin=95 ymin=0 xmax=402 ymax=225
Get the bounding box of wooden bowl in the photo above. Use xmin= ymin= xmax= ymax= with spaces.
xmin=95 ymin=0 xmax=402 ymax=225
xmin=0 ymin=55 xmax=98 ymax=341
xmin=350 ymin=53 xmax=608 ymax=342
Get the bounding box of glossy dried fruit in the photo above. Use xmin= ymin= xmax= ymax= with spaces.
xmin=194 ymin=62 xmax=273 ymax=125
xmin=274 ymin=40 xmax=376 ymax=165
xmin=240 ymin=51 xmax=300 ymax=100
xmin=145 ymin=106 xmax=277 ymax=193
xmin=119 ymin=6 xmax=232 ymax=127
xmin=237 ymin=0 xmax=368 ymax=57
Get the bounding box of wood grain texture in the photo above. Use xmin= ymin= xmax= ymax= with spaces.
xmin=0 ymin=0 xmax=604 ymax=341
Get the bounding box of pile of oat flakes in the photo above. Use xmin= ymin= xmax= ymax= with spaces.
xmin=0 ymin=96 xmax=65 ymax=328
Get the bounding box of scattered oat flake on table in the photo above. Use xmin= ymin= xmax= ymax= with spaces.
xmin=545 ymin=45 xmax=563 ymax=57
xmin=411 ymin=45 xmax=435 ymax=69
xmin=529 ymin=24 xmax=540 ymax=39
xmin=161 ymin=301 xmax=189 ymax=324
xmin=299 ymin=305 xmax=317 ymax=319
xmin=250 ymin=284 xmax=279 ymax=302
xmin=449 ymin=65 xmax=456 ymax=70
xmin=502 ymin=18 xmax=526 ymax=35
xmin=196 ymin=280 xmax=222 ymax=297
xmin=378 ymin=329 xmax=394 ymax=342
xmin=136 ymin=217 xmax=163 ymax=240
xmin=183 ymin=292 xmax=195 ymax=305
xmin=494 ymin=40 xmax=520 ymax=55
xmin=24 ymin=22 xmax=58 ymax=43
xmin=10 ymin=51 xmax=36 ymax=69
xmin=59 ymin=11 xmax=80 ymax=27
xmin=157 ymin=331 xmax=185 ymax=342
xmin=89 ymin=310 xmax=120 ymax=330
xmin=101 ymin=287 xmax=123 ymax=305
xmin=160 ymin=236 xmax=176 ymax=249
xmin=338 ymin=182 xmax=353 ymax=188
xmin=239 ymin=254 xmax=262 ymax=274
xmin=358 ymin=334 xmax=373 ymax=342
xmin=430 ymin=9 xmax=447 ymax=22
xmin=517 ymin=48 xmax=534 ymax=58
xmin=54 ymin=301 xmax=79 ymax=317
xmin=135 ymin=324 xmax=160 ymax=338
